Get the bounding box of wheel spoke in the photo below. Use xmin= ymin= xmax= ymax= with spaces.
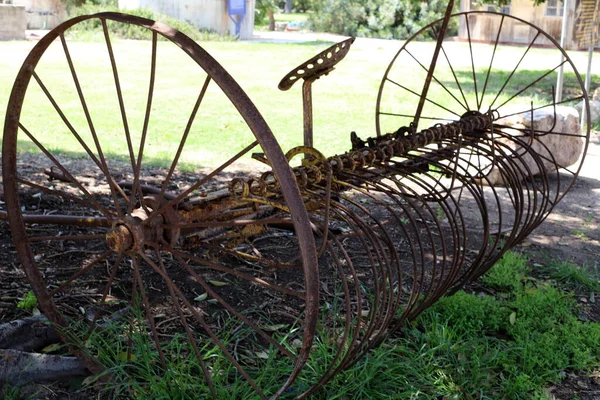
xmin=404 ymin=47 xmax=469 ymax=113
xmin=102 ymin=19 xmax=137 ymax=178
xmin=386 ymin=77 xmax=462 ymax=118
xmin=130 ymin=32 xmax=158 ymax=216
xmin=137 ymin=251 xmax=267 ymax=398
xmin=478 ymin=14 xmax=505 ymax=110
xmin=59 ymin=34 xmax=128 ymax=216
xmin=168 ymin=247 xmax=305 ymax=299
xmin=18 ymin=124 xmax=113 ymax=218
xmin=49 ymin=249 xmax=113 ymax=296
xmin=148 ymin=140 xmax=259 ymax=219
xmin=488 ymin=31 xmax=542 ymax=110
xmin=496 ymin=61 xmax=568 ymax=110
xmin=159 ymin=75 xmax=212 ymax=199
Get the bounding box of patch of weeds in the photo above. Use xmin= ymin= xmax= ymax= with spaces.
xmin=542 ymin=260 xmax=600 ymax=292
xmin=59 ymin=252 xmax=600 ymax=399
xmin=17 ymin=290 xmax=38 ymax=312
xmin=480 ymin=251 xmax=528 ymax=292
xmin=1 ymin=384 xmax=21 ymax=400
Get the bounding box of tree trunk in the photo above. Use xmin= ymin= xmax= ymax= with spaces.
xmin=268 ymin=9 xmax=275 ymax=31
xmin=285 ymin=0 xmax=292 ymax=13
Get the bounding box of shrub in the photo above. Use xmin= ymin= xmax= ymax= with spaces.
xmin=308 ymin=0 xmax=458 ymax=40
xmin=67 ymin=4 xmax=235 ymax=42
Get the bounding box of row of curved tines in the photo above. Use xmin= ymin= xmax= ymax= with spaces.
xmin=228 ymin=113 xmax=493 ymax=198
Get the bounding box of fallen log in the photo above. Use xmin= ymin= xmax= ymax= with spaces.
xmin=0 ymin=314 xmax=60 ymax=352
xmin=0 ymin=349 xmax=87 ymax=386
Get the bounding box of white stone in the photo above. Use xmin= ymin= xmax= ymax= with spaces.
xmin=484 ymin=105 xmax=584 ymax=185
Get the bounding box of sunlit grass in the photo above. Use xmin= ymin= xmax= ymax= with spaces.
xmin=1 ymin=38 xmax=598 ymax=171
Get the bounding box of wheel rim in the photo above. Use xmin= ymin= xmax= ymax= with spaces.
xmin=375 ymin=12 xmax=591 ymax=292
xmin=376 ymin=12 xmax=590 ymax=200
xmin=3 ymin=13 xmax=318 ymax=398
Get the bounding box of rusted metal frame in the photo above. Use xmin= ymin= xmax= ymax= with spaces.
xmin=147 ymin=140 xmax=259 ymax=222
xmin=377 ymin=171 xmax=467 ymax=311
xmin=319 ymin=196 xmax=393 ymax=348
xmin=334 ymin=172 xmax=430 ymax=318
xmin=364 ymin=172 xmax=455 ymax=316
xmin=298 ymin=234 xmax=368 ymax=399
xmin=100 ymin=19 xmax=139 ymax=215
xmin=376 ymin=171 xmax=467 ymax=302
xmin=487 ymin=137 xmax=545 ymax=241
xmin=448 ymin=145 xmax=527 ymax=286
xmin=136 ymin=251 xmax=268 ymax=399
xmin=412 ymin=0 xmax=455 ymax=130
xmin=159 ymin=75 xmax=212 ymax=200
xmin=504 ymin=141 xmax=556 ymax=240
xmin=328 ymin=189 xmax=405 ymax=335
xmin=345 ymin=180 xmax=423 ymax=326
xmin=12 ymin=211 xmax=111 ymax=228
xmin=59 ymin=34 xmax=129 ymax=215
xmin=96 ymin=14 xmax=320 ymax=345
xmin=329 ymin=194 xmax=398 ymax=339
xmin=151 ymin=248 xmax=218 ymax=398
xmin=302 ymin=79 xmax=314 ymax=148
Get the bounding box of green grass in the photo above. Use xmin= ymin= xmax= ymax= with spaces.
xmin=541 ymin=259 xmax=600 ymax=292
xmin=1 ymin=38 xmax=598 ymax=172
xmin=38 ymin=251 xmax=599 ymax=399
xmin=272 ymin=12 xmax=309 ymax=24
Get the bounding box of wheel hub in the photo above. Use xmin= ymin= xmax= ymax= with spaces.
xmin=105 ymin=195 xmax=181 ymax=254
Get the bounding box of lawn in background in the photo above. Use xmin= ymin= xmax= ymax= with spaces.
xmin=1 ymin=38 xmax=598 ymax=170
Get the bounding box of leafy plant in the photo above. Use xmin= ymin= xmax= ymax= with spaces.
xmin=480 ymin=250 xmax=528 ymax=292
xmin=308 ymin=0 xmax=459 ymax=39
xmin=17 ymin=290 xmax=38 ymax=312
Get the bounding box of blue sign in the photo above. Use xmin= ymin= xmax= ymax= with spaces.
xmin=227 ymin=0 xmax=246 ymax=36
xmin=228 ymin=0 xmax=246 ymax=16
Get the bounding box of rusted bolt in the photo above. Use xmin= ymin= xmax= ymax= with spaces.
xmin=105 ymin=224 xmax=134 ymax=253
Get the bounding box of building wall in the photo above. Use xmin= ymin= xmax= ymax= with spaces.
xmin=459 ymin=0 xmax=589 ymax=50
xmin=0 ymin=4 xmax=27 ymax=39
xmin=119 ymin=0 xmax=256 ymax=39
xmin=11 ymin=0 xmax=65 ymax=30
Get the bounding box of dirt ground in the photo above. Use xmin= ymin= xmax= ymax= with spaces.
xmin=0 ymin=132 xmax=599 ymax=399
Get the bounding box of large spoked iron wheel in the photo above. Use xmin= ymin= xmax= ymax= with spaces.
xmin=2 ymin=13 xmax=318 ymax=399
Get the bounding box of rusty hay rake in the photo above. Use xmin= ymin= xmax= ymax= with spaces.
xmin=0 ymin=3 xmax=591 ymax=398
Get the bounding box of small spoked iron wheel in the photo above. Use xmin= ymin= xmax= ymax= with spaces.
xmin=377 ymin=11 xmax=591 ymax=208
xmin=2 ymin=13 xmax=319 ymax=398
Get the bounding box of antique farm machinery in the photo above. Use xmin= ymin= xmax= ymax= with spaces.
xmin=0 ymin=2 xmax=591 ymax=398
